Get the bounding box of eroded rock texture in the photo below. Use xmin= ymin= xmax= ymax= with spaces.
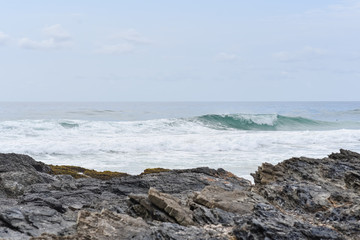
xmin=0 ymin=150 xmax=359 ymax=239
xmin=252 ymin=149 xmax=360 ymax=239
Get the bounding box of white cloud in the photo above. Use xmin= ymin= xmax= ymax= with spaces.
xmin=43 ymin=24 xmax=71 ymax=41
xmin=18 ymin=24 xmax=72 ymax=50
xmin=274 ymin=51 xmax=291 ymax=62
xmin=304 ymin=0 xmax=360 ymax=17
xmin=0 ymin=31 xmax=10 ymax=45
xmin=96 ymin=29 xmax=148 ymax=55
xmin=95 ymin=43 xmax=134 ymax=54
xmin=328 ymin=1 xmax=360 ymax=14
xmin=111 ymin=29 xmax=149 ymax=44
xmin=274 ymin=46 xmax=328 ymax=62
xmin=215 ymin=52 xmax=239 ymax=62
xmin=18 ymin=38 xmax=70 ymax=50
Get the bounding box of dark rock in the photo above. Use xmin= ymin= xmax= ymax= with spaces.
xmin=32 ymin=209 xmax=232 ymax=240
xmin=252 ymin=149 xmax=360 ymax=238
xmin=32 ymin=209 xmax=152 ymax=240
xmin=344 ymin=171 xmax=360 ymax=190
xmin=0 ymin=153 xmax=51 ymax=174
xmin=0 ymin=154 xmax=53 ymax=197
xmin=128 ymin=193 xmax=176 ymax=223
xmin=190 ymin=202 xmax=237 ymax=226
xmin=1 ymin=150 xmax=360 ymax=239
xmin=0 ymin=205 xmax=74 ymax=239
xmin=233 ymin=203 xmax=343 ymax=240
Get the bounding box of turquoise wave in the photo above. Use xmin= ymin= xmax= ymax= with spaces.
xmin=59 ymin=121 xmax=79 ymax=129
xmin=52 ymin=114 xmax=360 ymax=131
xmin=194 ymin=114 xmax=358 ymax=131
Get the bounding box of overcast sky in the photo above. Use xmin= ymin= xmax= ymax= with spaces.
xmin=0 ymin=0 xmax=359 ymax=101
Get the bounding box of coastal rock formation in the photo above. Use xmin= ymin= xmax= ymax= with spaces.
xmin=148 ymin=187 xmax=195 ymax=226
xmin=0 ymin=150 xmax=359 ymax=239
xmin=0 ymin=153 xmax=52 ymax=197
xmin=252 ymin=149 xmax=360 ymax=239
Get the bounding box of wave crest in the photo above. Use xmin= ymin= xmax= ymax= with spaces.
xmin=194 ymin=114 xmax=327 ymax=131
xmin=59 ymin=121 xmax=79 ymax=129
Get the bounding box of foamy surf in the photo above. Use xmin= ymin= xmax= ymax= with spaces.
xmin=1 ymin=112 xmax=360 ymax=177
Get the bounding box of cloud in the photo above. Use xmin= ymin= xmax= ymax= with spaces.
xmin=43 ymin=24 xmax=71 ymax=41
xmin=96 ymin=29 xmax=149 ymax=55
xmin=111 ymin=29 xmax=149 ymax=44
xmin=0 ymin=31 xmax=10 ymax=45
xmin=274 ymin=46 xmax=328 ymax=62
xmin=95 ymin=43 xmax=134 ymax=54
xmin=18 ymin=38 xmax=70 ymax=50
xmin=304 ymin=0 xmax=360 ymax=17
xmin=18 ymin=24 xmax=72 ymax=50
xmin=327 ymin=1 xmax=360 ymax=14
xmin=215 ymin=52 xmax=239 ymax=62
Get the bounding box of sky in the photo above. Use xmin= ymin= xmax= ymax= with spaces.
xmin=0 ymin=0 xmax=359 ymax=101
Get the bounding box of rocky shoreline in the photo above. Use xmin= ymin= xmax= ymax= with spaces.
xmin=1 ymin=150 xmax=360 ymax=239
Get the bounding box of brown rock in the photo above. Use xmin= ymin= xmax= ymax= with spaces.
xmin=194 ymin=185 xmax=266 ymax=215
xmin=148 ymin=187 xmax=194 ymax=226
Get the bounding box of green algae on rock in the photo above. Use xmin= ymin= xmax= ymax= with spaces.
xmin=49 ymin=165 xmax=129 ymax=180
xmin=141 ymin=168 xmax=171 ymax=175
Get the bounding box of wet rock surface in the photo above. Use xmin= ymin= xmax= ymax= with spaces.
xmin=0 ymin=150 xmax=359 ymax=239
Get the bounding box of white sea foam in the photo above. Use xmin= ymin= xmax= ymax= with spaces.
xmin=234 ymin=114 xmax=278 ymax=125
xmin=1 ymin=118 xmax=360 ymax=177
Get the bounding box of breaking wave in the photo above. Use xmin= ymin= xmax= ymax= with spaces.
xmin=194 ymin=114 xmax=360 ymax=131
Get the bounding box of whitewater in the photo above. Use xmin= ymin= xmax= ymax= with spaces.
xmin=1 ymin=102 xmax=360 ymax=179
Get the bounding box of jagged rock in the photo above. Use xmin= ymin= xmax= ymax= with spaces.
xmin=252 ymin=149 xmax=360 ymax=239
xmin=194 ymin=185 xmax=266 ymax=215
xmin=149 ymin=222 xmax=232 ymax=240
xmin=233 ymin=203 xmax=344 ymax=240
xmin=108 ymin=167 xmax=249 ymax=196
xmin=0 ymin=153 xmax=51 ymax=173
xmin=1 ymin=150 xmax=360 ymax=239
xmin=32 ymin=209 xmax=152 ymax=240
xmin=344 ymin=171 xmax=360 ymax=190
xmin=0 ymin=205 xmax=74 ymax=239
xmin=128 ymin=193 xmax=177 ymax=223
xmin=32 ymin=209 xmax=232 ymax=240
xmin=190 ymin=201 xmax=238 ymax=226
xmin=0 ymin=154 xmax=53 ymax=197
xmin=148 ymin=187 xmax=194 ymax=226
xmin=75 ymin=209 xmax=151 ymax=239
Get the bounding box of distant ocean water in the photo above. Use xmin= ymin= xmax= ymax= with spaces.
xmin=1 ymin=102 xmax=360 ymax=180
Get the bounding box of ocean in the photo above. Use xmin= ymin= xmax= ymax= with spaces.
xmin=1 ymin=102 xmax=359 ymax=180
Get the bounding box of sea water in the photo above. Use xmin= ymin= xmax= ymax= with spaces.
xmin=1 ymin=102 xmax=360 ymax=180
